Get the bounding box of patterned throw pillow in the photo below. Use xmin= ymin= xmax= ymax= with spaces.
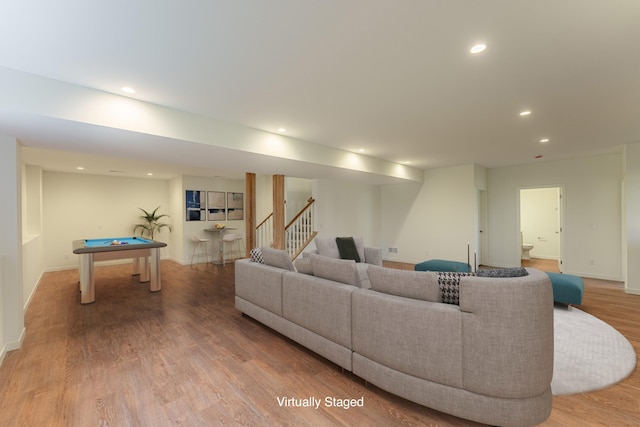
xmin=249 ymin=247 xmax=264 ymax=264
xmin=437 ymin=272 xmax=475 ymax=305
xmin=476 ymin=267 xmax=528 ymax=277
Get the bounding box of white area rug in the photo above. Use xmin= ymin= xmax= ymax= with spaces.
xmin=552 ymin=306 xmax=636 ymax=395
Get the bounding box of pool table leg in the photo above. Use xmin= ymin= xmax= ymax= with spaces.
xmin=79 ymin=253 xmax=95 ymax=304
xmin=150 ymin=248 xmax=161 ymax=292
xmin=139 ymin=256 xmax=150 ymax=282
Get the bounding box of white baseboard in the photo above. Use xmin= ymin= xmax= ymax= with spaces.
xmin=4 ymin=327 xmax=26 ymax=352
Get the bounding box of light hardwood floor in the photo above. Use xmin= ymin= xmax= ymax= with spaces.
xmin=0 ymin=260 xmax=638 ymax=426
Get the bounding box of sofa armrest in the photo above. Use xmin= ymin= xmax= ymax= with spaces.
xmin=364 ymin=246 xmax=383 ymax=266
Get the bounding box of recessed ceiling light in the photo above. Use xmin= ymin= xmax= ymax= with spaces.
xmin=358 ymin=148 xmax=365 ymax=153
xmin=121 ymin=86 xmax=136 ymax=94
xmin=470 ymin=43 xmax=487 ymax=54
xmin=539 ymin=138 xmax=550 ymax=144
xmin=147 ymin=172 xmax=153 ymax=176
xmin=277 ymin=128 xmax=286 ymax=133
xmin=76 ymin=166 xmax=84 ymax=170
xmin=519 ymin=110 xmax=532 ymax=116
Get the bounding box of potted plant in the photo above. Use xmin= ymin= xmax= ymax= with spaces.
xmin=133 ymin=206 xmax=172 ymax=240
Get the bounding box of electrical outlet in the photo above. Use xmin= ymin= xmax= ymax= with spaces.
xmin=388 ymin=247 xmax=398 ymax=254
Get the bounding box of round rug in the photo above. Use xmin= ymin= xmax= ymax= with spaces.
xmin=552 ymin=306 xmax=636 ymax=395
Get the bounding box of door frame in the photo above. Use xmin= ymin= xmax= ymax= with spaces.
xmin=517 ymin=185 xmax=565 ymax=272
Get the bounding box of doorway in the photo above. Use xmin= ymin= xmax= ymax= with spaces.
xmin=519 ymin=187 xmax=563 ymax=272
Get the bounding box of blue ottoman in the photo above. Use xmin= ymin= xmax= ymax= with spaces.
xmin=547 ymin=272 xmax=584 ymax=305
xmin=415 ymin=259 xmax=472 ymax=273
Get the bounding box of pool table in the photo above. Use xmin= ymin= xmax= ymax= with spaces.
xmin=72 ymin=237 xmax=167 ymax=304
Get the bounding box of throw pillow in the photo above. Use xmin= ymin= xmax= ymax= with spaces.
xmin=260 ymin=246 xmax=296 ymax=271
xmin=476 ymin=267 xmax=529 ymax=278
xmin=249 ymin=247 xmax=264 ymax=264
xmin=314 ymin=237 xmax=340 ymax=259
xmin=437 ymin=272 xmax=476 ymax=305
xmin=335 ymin=237 xmax=361 ymax=262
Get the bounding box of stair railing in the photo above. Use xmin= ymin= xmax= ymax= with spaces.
xmin=255 ymin=198 xmax=317 ymax=259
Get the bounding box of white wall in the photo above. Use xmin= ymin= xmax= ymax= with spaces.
xmin=0 ymin=136 xmax=24 ymax=358
xmin=623 ymin=144 xmax=640 ymax=294
xmin=380 ymin=165 xmax=478 ymax=265
xmin=520 ymin=187 xmax=560 ymax=260
xmin=256 ymin=174 xmax=273 ymax=223
xmin=42 ymin=172 xmax=172 ymax=270
xmin=488 ymin=154 xmax=622 ymax=280
xmin=312 ymin=178 xmax=381 ymax=248
xmin=286 ymin=177 xmax=312 ymax=222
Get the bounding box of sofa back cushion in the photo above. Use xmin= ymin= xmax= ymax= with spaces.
xmin=260 ymin=246 xmax=295 ymax=271
xmin=310 ymin=254 xmax=359 ymax=287
xmin=368 ymin=265 xmax=441 ymax=302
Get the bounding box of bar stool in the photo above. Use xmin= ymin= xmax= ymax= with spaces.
xmin=191 ymin=234 xmax=210 ymax=267
xmin=221 ymin=233 xmax=244 ymax=265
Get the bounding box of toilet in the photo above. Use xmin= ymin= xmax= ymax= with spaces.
xmin=521 ymin=232 xmax=534 ymax=260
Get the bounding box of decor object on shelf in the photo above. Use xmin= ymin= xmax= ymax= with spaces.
xmin=133 ymin=206 xmax=172 ymax=239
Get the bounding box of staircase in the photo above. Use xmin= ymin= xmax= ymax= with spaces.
xmin=256 ymin=198 xmax=317 ymax=259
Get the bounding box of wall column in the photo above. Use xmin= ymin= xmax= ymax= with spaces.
xmin=272 ymin=175 xmax=285 ymax=250
xmin=245 ymin=173 xmax=256 ymax=255
xmin=0 ymin=136 xmax=24 ymax=357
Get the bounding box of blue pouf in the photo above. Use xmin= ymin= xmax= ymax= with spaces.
xmin=415 ymin=259 xmax=472 ymax=273
xmin=547 ymin=272 xmax=584 ymax=305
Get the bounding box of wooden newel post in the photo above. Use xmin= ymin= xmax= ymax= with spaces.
xmin=245 ymin=172 xmax=256 ymax=256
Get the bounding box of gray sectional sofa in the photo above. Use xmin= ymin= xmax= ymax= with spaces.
xmin=234 ymin=242 xmax=554 ymax=427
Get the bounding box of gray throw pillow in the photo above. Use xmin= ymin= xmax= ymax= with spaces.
xmin=314 ymin=237 xmax=340 ymax=258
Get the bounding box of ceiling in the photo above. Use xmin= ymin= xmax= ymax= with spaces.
xmin=1 ymin=0 xmax=639 ymax=183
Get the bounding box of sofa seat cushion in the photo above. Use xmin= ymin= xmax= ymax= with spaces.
xmin=368 ymin=265 xmax=441 ymax=302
